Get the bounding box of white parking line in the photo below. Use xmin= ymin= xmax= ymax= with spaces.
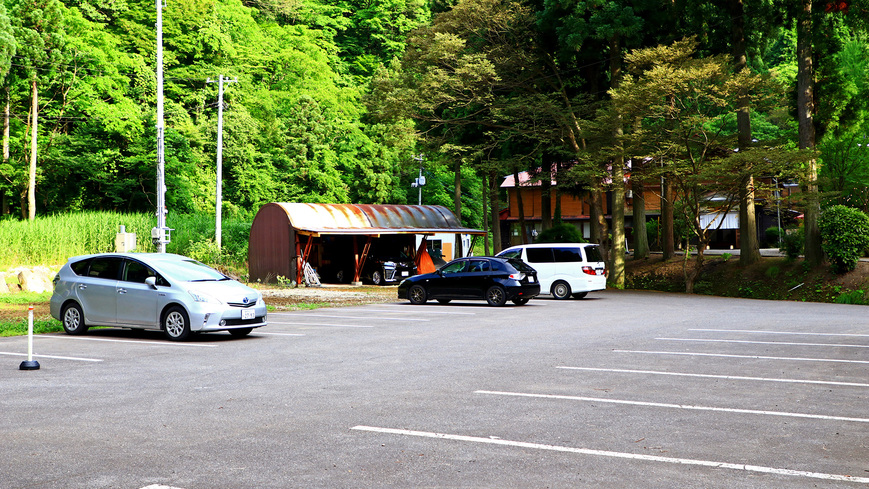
xmin=658 ymin=337 xmax=869 ymax=348
xmin=556 ymin=366 xmax=869 ymax=388
xmin=37 ymin=336 xmax=217 ymax=347
xmin=254 ymin=331 xmax=307 ymax=336
xmin=615 ymin=349 xmax=869 ymax=365
xmin=474 ymin=390 xmax=869 ymax=423
xmin=266 ymin=321 xmax=373 ymax=328
xmin=355 ymin=308 xmax=477 ymax=315
xmin=0 ymin=351 xmax=103 ymax=362
xmin=690 ymin=328 xmax=869 ymax=338
xmin=269 ymin=313 xmax=429 ymax=322
xmin=351 ymin=426 xmax=869 ymax=484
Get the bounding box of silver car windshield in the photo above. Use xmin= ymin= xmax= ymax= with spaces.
xmin=162 ymin=259 xmax=229 ymax=282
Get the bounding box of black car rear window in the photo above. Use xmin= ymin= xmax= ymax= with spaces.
xmin=526 ymin=248 xmax=554 ymax=263
xmin=506 ymin=258 xmax=536 ymax=273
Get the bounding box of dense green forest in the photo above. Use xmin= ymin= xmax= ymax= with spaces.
xmin=1 ymin=0 xmax=868 ymax=281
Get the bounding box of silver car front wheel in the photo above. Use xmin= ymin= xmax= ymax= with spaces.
xmin=163 ymin=306 xmax=191 ymax=341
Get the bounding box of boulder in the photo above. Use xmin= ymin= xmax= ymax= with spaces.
xmin=18 ymin=269 xmax=46 ymax=293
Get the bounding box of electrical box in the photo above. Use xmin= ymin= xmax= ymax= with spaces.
xmin=115 ymin=225 xmax=137 ymax=252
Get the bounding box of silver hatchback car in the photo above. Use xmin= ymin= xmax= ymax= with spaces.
xmin=50 ymin=253 xmax=267 ymax=341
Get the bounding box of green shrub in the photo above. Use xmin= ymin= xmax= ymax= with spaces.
xmin=819 ymin=205 xmax=869 ymax=273
xmin=765 ymin=226 xmax=783 ymax=248
xmin=535 ymin=223 xmax=585 ymax=243
xmin=835 ymin=289 xmax=866 ymax=305
xmin=780 ymin=227 xmax=804 ymax=260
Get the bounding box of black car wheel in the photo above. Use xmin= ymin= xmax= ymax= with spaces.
xmin=229 ymin=327 xmax=253 ymax=337
xmin=572 ymin=292 xmax=588 ymax=299
xmin=511 ymin=297 xmax=530 ymax=305
xmin=61 ymin=302 xmax=88 ymax=335
xmin=408 ymin=284 xmax=427 ymax=304
xmin=486 ymin=286 xmax=507 ymax=306
xmin=336 ymin=269 xmax=346 ymax=283
xmin=372 ymin=269 xmax=384 ymax=286
xmin=551 ymin=281 xmax=572 ymax=300
xmin=163 ymin=306 xmax=192 ymax=341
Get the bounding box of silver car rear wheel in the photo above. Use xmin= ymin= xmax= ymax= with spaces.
xmin=62 ymin=303 xmax=88 ymax=335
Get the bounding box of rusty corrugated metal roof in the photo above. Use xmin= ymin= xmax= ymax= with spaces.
xmin=272 ymin=203 xmax=486 ymax=236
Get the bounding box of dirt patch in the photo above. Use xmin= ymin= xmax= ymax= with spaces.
xmin=625 ymin=254 xmax=869 ymax=303
xmin=260 ymin=284 xmax=398 ymax=309
xmin=0 ymin=284 xmax=399 ymax=323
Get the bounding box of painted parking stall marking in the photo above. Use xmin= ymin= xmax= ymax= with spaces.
xmin=37 ymin=335 xmax=217 ymax=347
xmin=0 ymin=351 xmax=103 ymax=362
xmin=657 ymin=337 xmax=869 ymax=349
xmin=474 ymin=390 xmax=869 ymax=423
xmin=690 ymin=328 xmax=869 ymax=338
xmin=556 ymin=366 xmax=869 ymax=388
xmin=351 ymin=426 xmax=869 ymax=484
xmin=265 ymin=320 xmax=373 ymax=328
xmin=269 ymin=312 xmax=429 ymax=322
xmin=614 ymin=349 xmax=869 ymax=365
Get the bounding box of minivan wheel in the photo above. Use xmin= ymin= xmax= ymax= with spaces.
xmin=408 ymin=285 xmax=428 ymax=304
xmin=486 ymin=286 xmax=507 ymax=306
xmin=572 ymin=292 xmax=588 ymax=299
xmin=551 ymin=281 xmax=572 ymax=300
xmin=163 ymin=306 xmax=191 ymax=341
xmin=61 ymin=303 xmax=88 ymax=335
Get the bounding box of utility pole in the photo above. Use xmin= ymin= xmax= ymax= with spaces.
xmin=153 ymin=0 xmax=170 ymax=252
xmin=206 ymin=75 xmax=237 ymax=249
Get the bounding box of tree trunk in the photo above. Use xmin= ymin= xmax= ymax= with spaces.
xmin=489 ymin=170 xmax=502 ymax=254
xmin=631 ymin=174 xmax=649 ymax=258
xmin=513 ymin=168 xmax=529 ymax=244
xmin=483 ymin=172 xmax=490 ymax=255
xmin=661 ymin=176 xmax=675 ymax=260
xmin=28 ymin=78 xmax=37 ymax=221
xmin=609 ymin=35 xmax=626 ymax=288
xmin=797 ymin=0 xmax=822 ymax=265
xmin=731 ymin=0 xmax=761 ymax=265
xmin=453 ymin=159 xmax=463 ymax=257
xmin=541 ymin=162 xmax=552 ymax=231
xmin=2 ymin=89 xmax=9 ymax=216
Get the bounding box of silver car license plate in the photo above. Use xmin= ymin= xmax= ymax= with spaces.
xmin=242 ymin=309 xmax=255 ymax=320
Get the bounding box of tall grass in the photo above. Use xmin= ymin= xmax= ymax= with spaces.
xmin=0 ymin=212 xmax=250 ymax=272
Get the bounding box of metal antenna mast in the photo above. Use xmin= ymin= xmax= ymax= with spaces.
xmin=153 ymin=0 xmax=170 ymax=252
xmin=206 ymin=75 xmax=238 ymax=250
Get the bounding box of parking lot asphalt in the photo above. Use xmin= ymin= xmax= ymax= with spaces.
xmin=2 ymin=289 xmax=868 ymax=488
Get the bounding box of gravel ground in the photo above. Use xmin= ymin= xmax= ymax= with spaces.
xmin=260 ymin=284 xmax=399 ymax=309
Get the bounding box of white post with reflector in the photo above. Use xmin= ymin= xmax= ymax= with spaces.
xmin=19 ymin=306 xmax=40 ymax=370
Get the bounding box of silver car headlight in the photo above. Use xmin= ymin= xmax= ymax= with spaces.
xmin=188 ymin=289 xmax=221 ymax=304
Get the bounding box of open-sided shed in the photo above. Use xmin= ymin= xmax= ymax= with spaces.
xmin=248 ymin=203 xmax=485 ymax=284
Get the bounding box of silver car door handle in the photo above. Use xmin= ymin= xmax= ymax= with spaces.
xmin=78 ymin=284 xmax=87 ymax=290
xmin=118 ymin=288 xmax=127 ymax=294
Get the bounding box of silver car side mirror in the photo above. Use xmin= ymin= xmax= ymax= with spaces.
xmin=145 ymin=276 xmax=158 ymax=289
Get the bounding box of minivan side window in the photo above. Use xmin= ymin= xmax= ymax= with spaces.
xmin=526 ymin=248 xmax=554 ymax=263
xmin=70 ymin=258 xmax=91 ymax=276
xmin=88 ymin=257 xmax=123 ymax=280
xmin=553 ymin=247 xmax=583 ymax=262
xmin=499 ymin=250 xmax=521 ymax=259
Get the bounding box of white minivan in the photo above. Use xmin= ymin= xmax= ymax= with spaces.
xmin=496 ymin=243 xmax=606 ymax=299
